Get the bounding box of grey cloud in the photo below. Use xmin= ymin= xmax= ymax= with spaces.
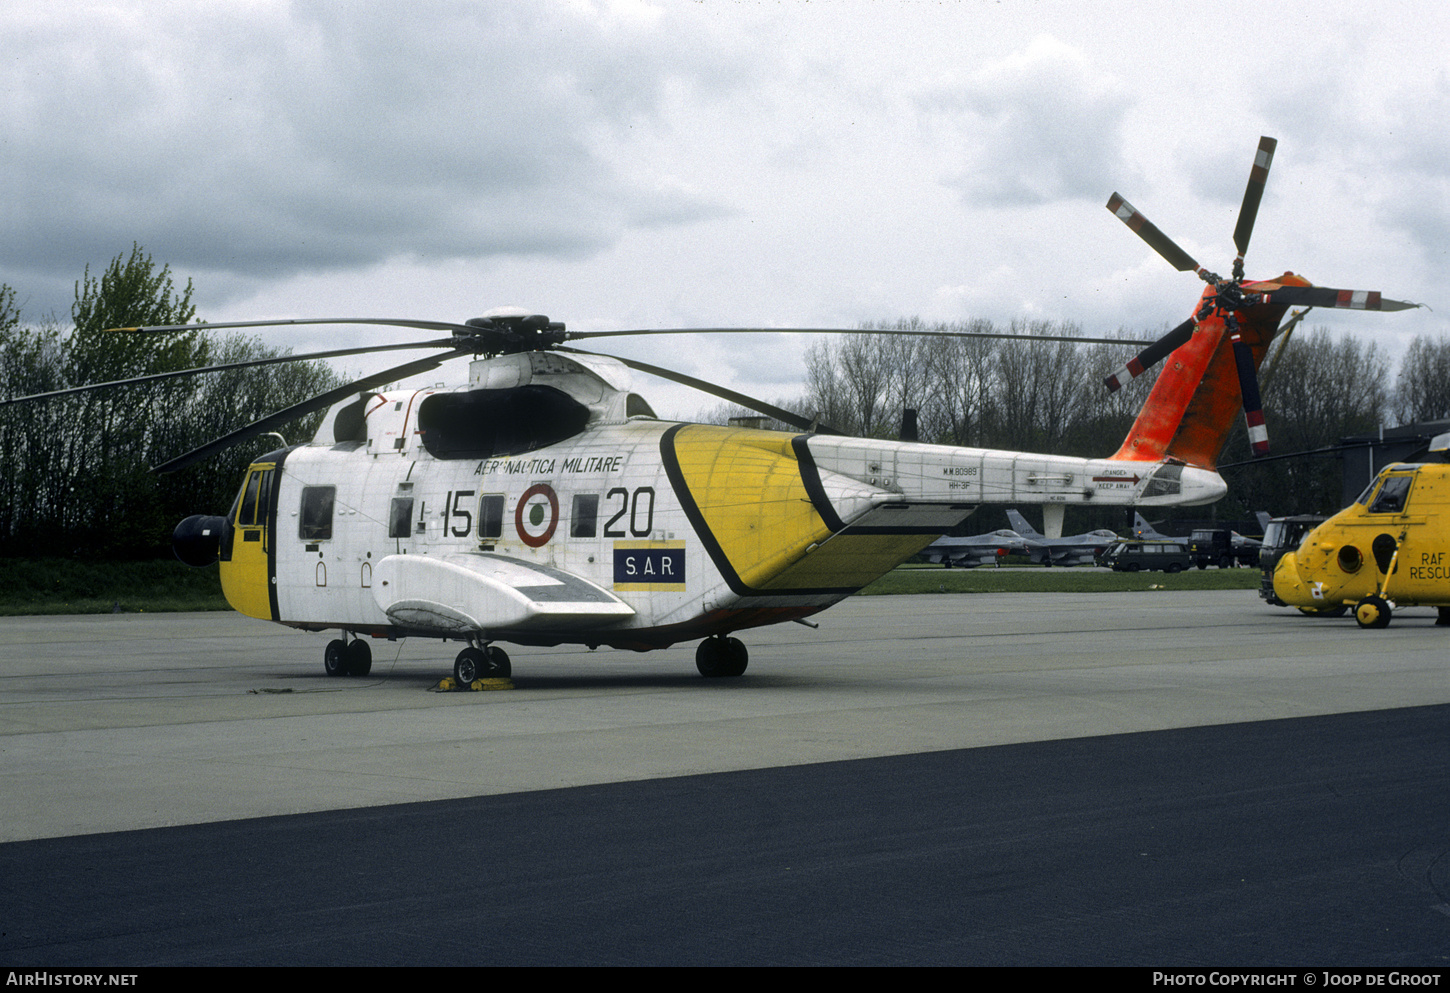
xmin=919 ymin=36 xmax=1135 ymax=207
xmin=2 ymin=2 xmax=736 ymax=316
xmin=1258 ymin=70 xmax=1450 ymax=273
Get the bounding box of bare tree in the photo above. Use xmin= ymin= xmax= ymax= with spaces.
xmin=1391 ymin=334 xmax=1450 ymax=424
xmin=1222 ymin=327 xmax=1389 ymax=517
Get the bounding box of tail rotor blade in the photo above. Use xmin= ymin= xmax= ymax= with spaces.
xmin=1231 ymin=332 xmax=1269 ymax=456
xmin=1232 ymin=136 xmax=1277 ymax=276
xmin=1254 ymin=286 xmax=1423 ymax=312
xmin=1106 ymin=194 xmax=1206 ymax=277
xmin=1258 ymin=307 xmax=1310 ymax=392
xmin=1103 ymin=315 xmax=1198 ymax=392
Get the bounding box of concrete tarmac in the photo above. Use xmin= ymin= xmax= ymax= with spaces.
xmin=2 ymin=590 xmax=1447 ymax=843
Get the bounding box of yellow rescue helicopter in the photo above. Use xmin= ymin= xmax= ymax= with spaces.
xmin=8 ymin=137 xmax=1419 ymax=682
xmin=1272 ymin=432 xmax=1450 ymax=629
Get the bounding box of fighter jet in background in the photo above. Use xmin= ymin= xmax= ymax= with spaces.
xmin=1006 ymin=510 xmax=1118 ymax=567
xmin=1132 ymin=513 xmax=1184 ymax=541
xmin=919 ymin=528 xmax=1029 ymax=568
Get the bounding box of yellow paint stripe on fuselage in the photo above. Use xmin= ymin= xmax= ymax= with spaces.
xmin=670 ymin=426 xmax=835 ymax=590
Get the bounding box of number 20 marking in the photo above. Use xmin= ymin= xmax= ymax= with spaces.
xmin=603 ymin=486 xmax=655 ymax=538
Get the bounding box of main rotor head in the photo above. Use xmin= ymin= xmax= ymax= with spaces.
xmin=461 ymin=308 xmax=567 ymax=354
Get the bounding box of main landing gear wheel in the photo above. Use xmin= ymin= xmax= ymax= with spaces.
xmin=696 ymin=636 xmax=748 ymax=678
xmin=454 ymin=645 xmax=511 ymax=684
xmin=1354 ymin=595 xmax=1392 ymax=629
xmin=324 ymin=639 xmax=348 ymax=677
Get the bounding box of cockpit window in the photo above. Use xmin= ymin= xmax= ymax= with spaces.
xmin=1367 ymin=475 xmax=1413 ymax=514
xmin=236 ymin=468 xmax=273 ymax=527
xmin=1140 ymin=463 xmax=1182 ymax=498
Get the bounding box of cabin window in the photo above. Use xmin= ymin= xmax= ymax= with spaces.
xmin=572 ymin=494 xmax=599 ymax=538
xmin=478 ymin=494 xmax=506 ymax=539
xmin=299 ymin=486 xmax=336 ymax=541
xmin=1368 ymin=475 xmax=1412 ymax=514
xmin=389 ymin=497 xmax=414 ymax=538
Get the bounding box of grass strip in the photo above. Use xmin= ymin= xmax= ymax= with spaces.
xmin=0 ymin=557 xmax=1261 ymax=615
xmin=860 ymin=566 xmax=1261 ymax=595
xmin=0 ymin=558 xmax=228 ymax=615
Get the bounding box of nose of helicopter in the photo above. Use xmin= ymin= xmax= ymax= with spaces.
xmin=1271 ymin=549 xmax=1314 ymax=607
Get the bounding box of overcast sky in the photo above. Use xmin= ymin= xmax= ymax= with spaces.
xmin=5 ymin=0 xmax=1446 ymax=417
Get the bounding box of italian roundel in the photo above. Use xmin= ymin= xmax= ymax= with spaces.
xmin=515 ymin=484 xmax=559 ymax=547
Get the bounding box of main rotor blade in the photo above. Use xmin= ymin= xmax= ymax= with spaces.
xmin=560 ymin=346 xmax=840 ymax=435
xmin=1232 ymin=136 xmax=1277 ymax=266
xmin=1102 ymin=315 xmax=1199 ymax=392
xmin=0 ymin=339 xmax=454 ymax=407
xmin=1106 ymin=194 xmax=1207 ymax=277
xmin=109 ymin=317 xmax=480 ymax=335
xmin=572 ymin=327 xmax=1154 ymax=347
xmin=120 ymin=318 xmax=1159 ymax=349
xmin=151 ymin=348 xmax=472 ymax=475
xmin=1252 ymin=287 xmax=1422 ymax=312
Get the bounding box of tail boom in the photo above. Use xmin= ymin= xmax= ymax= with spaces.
xmin=1110 ymin=275 xmax=1301 ymax=469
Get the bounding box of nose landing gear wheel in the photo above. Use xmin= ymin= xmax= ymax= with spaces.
xmin=483 ymin=646 xmax=511 ymax=678
xmin=454 ymin=647 xmax=484 ymax=685
xmin=696 ymin=636 xmax=748 ymax=677
xmin=345 ymin=639 xmax=372 ymax=676
xmin=1354 ymin=595 xmax=1392 ymax=629
xmin=324 ymin=639 xmax=348 ymax=677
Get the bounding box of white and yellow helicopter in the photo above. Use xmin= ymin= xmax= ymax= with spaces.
xmin=14 ymin=137 xmax=1420 ymax=683
xmin=149 ymin=308 xmax=1225 ymax=684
